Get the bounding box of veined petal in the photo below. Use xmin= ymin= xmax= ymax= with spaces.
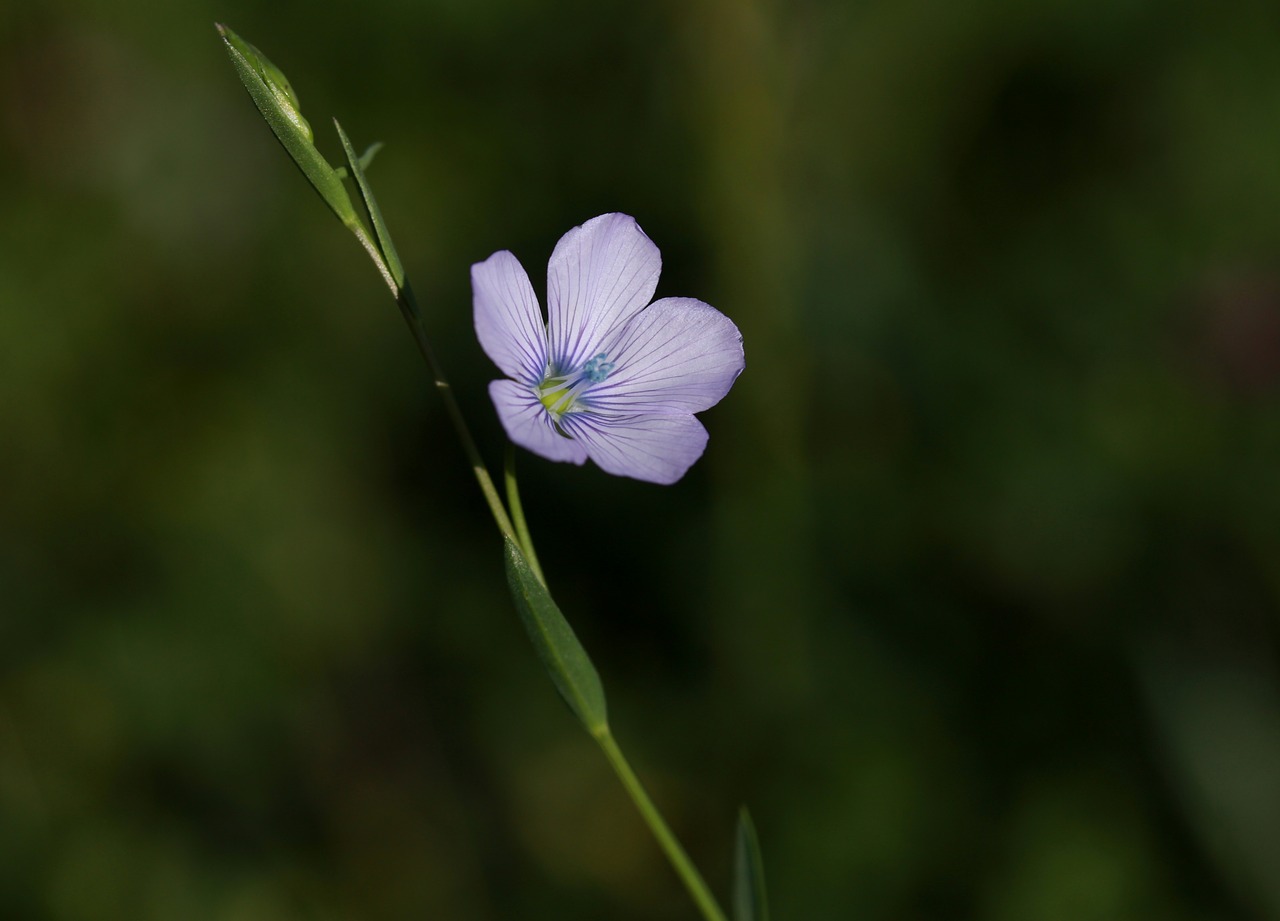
xmin=547 ymin=213 xmax=661 ymax=373
xmin=490 ymin=380 xmax=589 ymax=465
xmin=473 ymin=251 xmax=548 ymax=384
xmin=586 ymin=298 xmax=744 ymax=414
xmin=559 ymin=412 xmax=708 ymax=485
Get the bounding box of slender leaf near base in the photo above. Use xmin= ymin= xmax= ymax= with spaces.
xmin=733 ymin=808 xmax=769 ymax=921
xmin=503 ymin=537 xmax=608 ymax=735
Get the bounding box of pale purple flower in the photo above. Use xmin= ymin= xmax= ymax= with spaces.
xmin=472 ymin=213 xmax=744 ymax=484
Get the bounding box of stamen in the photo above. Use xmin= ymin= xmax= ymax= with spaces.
xmin=537 ymin=354 xmax=615 ymax=418
xmin=581 ymin=352 xmax=615 ymax=383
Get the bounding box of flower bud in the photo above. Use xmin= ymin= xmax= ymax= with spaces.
xmin=244 ymin=39 xmax=313 ymax=141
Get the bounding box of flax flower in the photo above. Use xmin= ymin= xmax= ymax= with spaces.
xmin=472 ymin=213 xmax=744 ymax=484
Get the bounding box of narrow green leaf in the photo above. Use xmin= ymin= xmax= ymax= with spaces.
xmin=503 ymin=537 xmax=608 ymax=735
xmin=335 ymin=121 xmax=404 ymax=289
xmin=335 ymin=142 xmax=384 ymax=179
xmin=358 ymin=142 xmax=384 ymax=171
xmin=216 ymin=23 xmax=357 ymax=225
xmin=733 ymin=808 xmax=769 ymax=921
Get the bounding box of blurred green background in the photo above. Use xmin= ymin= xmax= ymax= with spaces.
xmin=4 ymin=0 xmax=1280 ymax=918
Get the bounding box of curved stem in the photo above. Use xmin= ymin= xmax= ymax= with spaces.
xmin=394 ymin=279 xmax=516 ymax=542
xmin=595 ymin=729 xmax=729 ymax=921
xmin=504 ymin=445 xmax=545 ymax=584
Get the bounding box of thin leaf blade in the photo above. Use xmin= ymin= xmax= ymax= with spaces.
xmin=335 ymin=121 xmax=404 ymax=289
xmin=733 ymin=807 xmax=769 ymax=921
xmin=503 ymin=537 xmax=608 ymax=735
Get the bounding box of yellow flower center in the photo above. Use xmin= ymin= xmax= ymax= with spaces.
xmin=538 ymin=377 xmax=575 ymax=416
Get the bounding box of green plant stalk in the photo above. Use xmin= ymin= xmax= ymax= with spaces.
xmin=393 ymin=280 xmax=516 ymax=543
xmin=595 ymin=729 xmax=729 ymax=921
xmin=504 ymin=446 xmax=545 ymax=584
xmin=348 ymin=220 xmax=399 ymax=296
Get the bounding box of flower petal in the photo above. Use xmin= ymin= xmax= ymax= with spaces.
xmin=547 ymin=213 xmax=661 ymax=373
xmin=489 ymin=379 xmax=589 ymax=465
xmin=558 ymin=411 xmax=709 ymax=484
xmin=473 ymin=251 xmax=548 ymax=384
xmin=584 ymin=297 xmax=745 ymax=415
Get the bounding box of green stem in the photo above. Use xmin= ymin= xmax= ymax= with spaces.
xmin=504 ymin=445 xmax=545 ymax=584
xmin=595 ymin=729 xmax=729 ymax=921
xmin=343 ymin=203 xmax=514 ymax=543
xmin=393 ymin=279 xmax=517 ymax=543
xmin=348 ymin=221 xmax=398 ymax=296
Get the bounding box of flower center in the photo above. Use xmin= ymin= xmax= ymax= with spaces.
xmin=536 ymin=354 xmax=615 ymax=417
xmin=537 ymin=376 xmax=575 ymax=415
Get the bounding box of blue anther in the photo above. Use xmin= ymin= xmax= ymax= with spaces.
xmin=581 ymin=352 xmax=615 ymax=383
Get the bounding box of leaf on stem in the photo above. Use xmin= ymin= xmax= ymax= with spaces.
xmin=336 ymin=121 xmax=404 ymax=289
xmin=334 ymin=142 xmax=384 ymax=178
xmin=503 ymin=537 xmax=608 ymax=736
xmin=215 ymin=23 xmax=358 ymax=226
xmin=733 ymin=807 xmax=769 ymax=921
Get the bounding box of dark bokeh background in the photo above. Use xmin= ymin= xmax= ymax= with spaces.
xmin=4 ymin=1 xmax=1280 ymax=918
